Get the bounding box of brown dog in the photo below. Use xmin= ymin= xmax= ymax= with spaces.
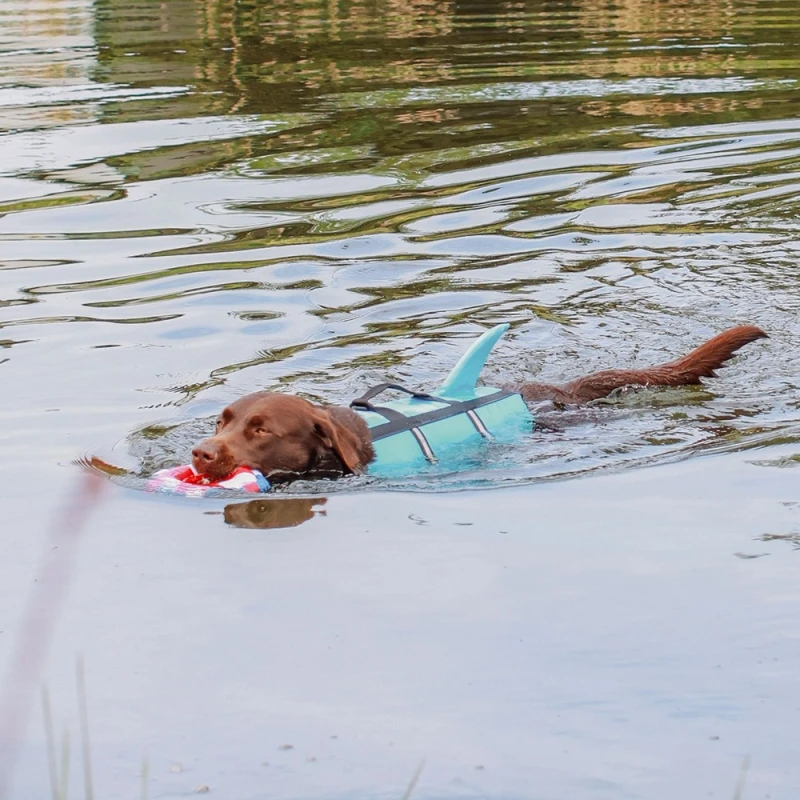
xmin=192 ymin=325 xmax=766 ymax=485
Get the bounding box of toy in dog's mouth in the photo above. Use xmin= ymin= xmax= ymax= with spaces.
xmin=81 ymin=456 xmax=271 ymax=497
xmin=146 ymin=464 xmax=271 ymax=496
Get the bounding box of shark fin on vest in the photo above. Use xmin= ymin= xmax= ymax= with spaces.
xmin=438 ymin=323 xmax=509 ymax=399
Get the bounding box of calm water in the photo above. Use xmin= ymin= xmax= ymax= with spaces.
xmin=2 ymin=0 xmax=800 ymax=798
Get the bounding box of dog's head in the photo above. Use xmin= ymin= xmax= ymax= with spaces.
xmin=192 ymin=393 xmax=371 ymax=484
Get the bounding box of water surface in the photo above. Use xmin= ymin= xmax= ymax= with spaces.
xmin=2 ymin=1 xmax=800 ymax=798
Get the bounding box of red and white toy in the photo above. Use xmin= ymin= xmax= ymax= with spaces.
xmin=146 ymin=464 xmax=270 ymax=497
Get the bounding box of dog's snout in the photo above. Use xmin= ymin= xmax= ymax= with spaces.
xmin=192 ymin=442 xmax=217 ymax=463
xmin=191 ymin=439 xmax=230 ymax=477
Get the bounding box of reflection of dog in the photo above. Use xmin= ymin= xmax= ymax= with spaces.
xmin=223 ymin=497 xmax=326 ymax=529
xmin=191 ymin=326 xmax=767 ymax=486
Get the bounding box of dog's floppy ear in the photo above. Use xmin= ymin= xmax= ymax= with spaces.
xmin=311 ymin=409 xmax=365 ymax=474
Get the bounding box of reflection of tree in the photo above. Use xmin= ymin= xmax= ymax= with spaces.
xmin=582 ymin=95 xmax=765 ymax=119
xmin=94 ymin=0 xmax=462 ymax=117
xmin=576 ymin=0 xmax=749 ymax=36
xmin=94 ymin=0 xmax=784 ymax=118
xmin=8 ymin=0 xmax=95 ymax=83
xmin=89 ymin=0 xmax=797 ymax=184
xmin=2 ymin=0 xmax=97 ymax=130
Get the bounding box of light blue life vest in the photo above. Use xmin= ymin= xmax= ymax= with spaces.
xmin=351 ymin=324 xmax=534 ymax=477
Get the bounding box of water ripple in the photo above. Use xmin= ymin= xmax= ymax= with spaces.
xmin=2 ymin=0 xmax=799 ymax=491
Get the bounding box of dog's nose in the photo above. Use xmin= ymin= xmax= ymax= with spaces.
xmin=192 ymin=442 xmax=218 ymax=467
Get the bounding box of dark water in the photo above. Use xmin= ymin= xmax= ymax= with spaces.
xmin=2 ymin=1 xmax=800 ymax=798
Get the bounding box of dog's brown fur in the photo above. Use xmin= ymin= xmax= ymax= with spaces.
xmin=507 ymin=325 xmax=767 ymax=404
xmin=192 ymin=325 xmax=766 ymax=484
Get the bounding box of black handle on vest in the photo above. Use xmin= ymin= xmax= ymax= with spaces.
xmin=350 ymin=382 xmax=437 ymax=410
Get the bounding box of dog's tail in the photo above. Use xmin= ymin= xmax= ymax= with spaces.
xmin=515 ymin=325 xmax=767 ymax=405
xmin=649 ymin=325 xmax=768 ymax=383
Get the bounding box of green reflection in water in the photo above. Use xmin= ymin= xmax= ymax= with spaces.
xmin=4 ymin=0 xmax=800 ymax=487
xmin=90 ymin=0 xmax=800 ymax=184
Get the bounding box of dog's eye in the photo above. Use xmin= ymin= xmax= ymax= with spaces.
xmin=254 ymin=427 xmax=269 ymax=436
xmin=215 ymin=419 xmax=223 ymax=429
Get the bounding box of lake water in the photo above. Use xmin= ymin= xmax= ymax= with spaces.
xmin=2 ymin=1 xmax=800 ymax=798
